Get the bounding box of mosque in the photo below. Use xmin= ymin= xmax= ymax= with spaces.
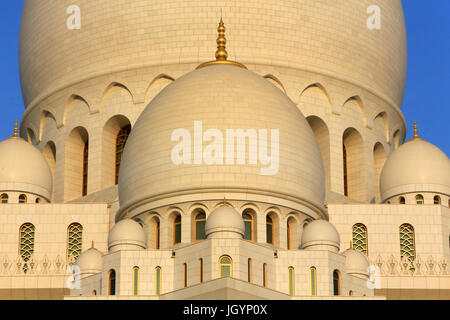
xmin=0 ymin=0 xmax=448 ymax=300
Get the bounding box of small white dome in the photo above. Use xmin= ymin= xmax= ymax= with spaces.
xmin=108 ymin=218 xmax=147 ymax=252
xmin=75 ymin=247 xmax=103 ymax=275
xmin=0 ymin=136 xmax=53 ymax=200
xmin=380 ymin=138 xmax=450 ymax=201
xmin=205 ymin=204 xmax=245 ymax=239
xmin=301 ymin=219 xmax=340 ymax=252
xmin=343 ymin=248 xmax=369 ymax=279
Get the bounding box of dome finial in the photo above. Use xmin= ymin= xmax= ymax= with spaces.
xmin=413 ymin=122 xmax=419 ymax=139
xmin=196 ymin=16 xmax=247 ymax=69
xmin=13 ymin=120 xmax=19 ymax=138
xmin=408 ymin=122 xmax=425 ymax=142
xmin=215 ymin=15 xmax=228 ymax=61
xmin=91 ymin=240 xmax=95 ymax=249
xmin=350 ymin=240 xmax=353 ymax=249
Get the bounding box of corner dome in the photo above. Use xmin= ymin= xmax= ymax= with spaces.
xmin=343 ymin=248 xmax=369 ymax=279
xmin=205 ymin=204 xmax=245 ymax=239
xmin=0 ymin=136 xmax=52 ymax=200
xmin=118 ymin=64 xmax=326 ymax=218
xmin=75 ymin=247 xmax=103 ymax=275
xmin=108 ymin=218 xmax=147 ymax=253
xmin=380 ymin=139 xmax=450 ymax=201
xmin=301 ymin=219 xmax=340 ymax=252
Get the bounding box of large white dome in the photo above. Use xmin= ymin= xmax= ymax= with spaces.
xmin=0 ymin=136 xmax=53 ymax=200
xmin=380 ymin=139 xmax=450 ymax=201
xmin=20 ymin=0 xmax=406 ymax=109
xmin=117 ymin=64 xmax=326 ymax=218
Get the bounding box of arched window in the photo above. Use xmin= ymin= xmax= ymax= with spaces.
xmin=352 ymin=223 xmax=368 ymax=255
xmin=173 ymin=214 xmax=182 ymax=244
xmin=35 ymin=198 xmax=41 ymax=204
xmin=155 ymin=267 xmax=162 ymax=295
xmin=67 ymin=223 xmax=83 ymax=260
xmin=92 ymin=290 xmax=97 ymax=296
xmin=349 ymin=290 xmax=353 ymax=296
xmin=434 ymin=196 xmax=441 ymax=205
xmin=194 ymin=211 xmax=206 ymax=242
xmin=1 ymin=194 xmax=8 ymax=203
xmin=266 ymin=216 xmax=273 ymax=244
xmin=108 ymin=269 xmax=116 ymax=295
xmin=263 ymin=263 xmax=267 ymax=288
xmin=82 ymin=140 xmax=89 ymax=196
xmin=19 ymin=223 xmax=35 ymax=273
xmin=288 ymin=267 xmax=295 ymax=296
xmin=287 ymin=222 xmax=291 ymax=250
xmin=156 ymin=220 xmax=160 ymax=249
xmin=343 ymin=144 xmax=348 ymax=196
xmin=115 ymin=125 xmax=131 ymax=184
xmin=199 ymin=258 xmax=203 ymax=283
xmin=248 ymin=258 xmax=252 ymax=283
xmin=133 ymin=266 xmax=139 ymax=296
xmin=333 ymin=270 xmax=340 ymax=296
xmin=242 ymin=210 xmax=255 ymax=241
xmin=219 ymin=255 xmax=232 ymax=278
xmin=400 ymin=224 xmax=415 ymax=264
xmin=415 ymin=194 xmax=424 ymax=205
xmin=310 ymin=267 xmax=317 ymax=296
xmin=399 ymin=197 xmax=405 ymax=204
xmin=19 ymin=194 xmax=27 ymax=204
xmin=183 ymin=263 xmax=187 ymax=288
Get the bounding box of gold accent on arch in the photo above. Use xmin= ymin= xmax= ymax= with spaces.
xmin=197 ymin=17 xmax=247 ymax=70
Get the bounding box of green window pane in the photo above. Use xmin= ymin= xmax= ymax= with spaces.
xmin=175 ymin=224 xmax=182 ymax=243
xmin=310 ymin=268 xmax=316 ymax=296
xmin=196 ymin=221 xmax=206 ymax=240
xmin=266 ymin=225 xmax=273 ymax=244
xmin=244 ymin=221 xmax=252 ymax=240
xmin=288 ymin=268 xmax=294 ymax=296
xmin=156 ymin=269 xmax=161 ymax=295
xmin=133 ymin=268 xmax=139 ymax=296
xmin=221 ymin=265 xmax=231 ymax=278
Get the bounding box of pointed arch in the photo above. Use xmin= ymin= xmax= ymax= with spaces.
xmin=63 ymin=95 xmax=90 ymax=125
xmin=343 ymin=96 xmax=367 ymax=126
xmin=26 ymin=128 xmax=38 ymax=145
xmin=99 ymin=82 xmax=135 ymax=113
xmin=343 ymin=127 xmax=367 ymax=201
xmin=373 ymin=142 xmax=387 ymax=202
xmin=306 ymin=116 xmax=331 ymax=189
xmin=393 ymin=129 xmax=402 ymax=149
xmin=64 ymin=126 xmax=89 ymax=201
xmin=144 ymin=74 xmax=175 ymax=106
xmin=101 ymin=115 xmax=132 ymax=189
xmin=287 ymin=216 xmax=299 ymax=250
xmin=373 ymin=112 xmax=389 ymax=143
xmin=39 ymin=110 xmax=57 ymax=140
xmin=263 ymin=74 xmax=287 ymax=94
xmin=42 ymin=141 xmax=56 ymax=202
xmin=299 ymin=83 xmax=333 ymax=114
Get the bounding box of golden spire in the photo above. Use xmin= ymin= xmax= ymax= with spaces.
xmin=349 ymin=240 xmax=353 ymax=249
xmin=13 ymin=120 xmax=19 ymax=138
xmin=408 ymin=122 xmax=425 ymax=142
xmin=91 ymin=240 xmax=95 ymax=249
xmin=197 ymin=16 xmax=247 ymax=69
xmin=6 ymin=120 xmax=24 ymax=141
xmin=215 ymin=17 xmax=228 ymax=61
xmin=125 ymin=210 xmax=130 ymax=219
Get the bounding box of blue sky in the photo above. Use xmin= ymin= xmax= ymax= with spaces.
xmin=0 ymin=1 xmax=448 ymax=156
